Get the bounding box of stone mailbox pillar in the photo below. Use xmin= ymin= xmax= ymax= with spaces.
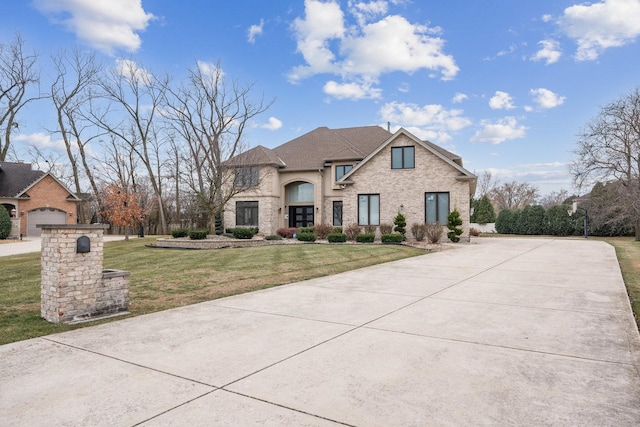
xmin=40 ymin=224 xmax=130 ymax=324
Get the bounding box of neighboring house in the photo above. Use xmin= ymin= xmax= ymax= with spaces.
xmin=224 ymin=126 xmax=477 ymax=240
xmin=0 ymin=162 xmax=81 ymax=237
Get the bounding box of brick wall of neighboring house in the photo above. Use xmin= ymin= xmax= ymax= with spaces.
xmin=19 ymin=175 xmax=77 ymax=236
xmin=340 ymin=134 xmax=472 ymax=240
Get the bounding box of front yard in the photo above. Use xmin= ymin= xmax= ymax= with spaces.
xmin=0 ymin=237 xmax=425 ymax=345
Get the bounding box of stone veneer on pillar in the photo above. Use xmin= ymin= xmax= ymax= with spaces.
xmin=40 ymin=224 xmax=130 ymax=324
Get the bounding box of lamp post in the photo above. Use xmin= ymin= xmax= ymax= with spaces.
xmin=568 ymin=206 xmax=589 ymax=239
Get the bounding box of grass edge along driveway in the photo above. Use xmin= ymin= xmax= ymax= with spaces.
xmin=0 ymin=237 xmax=426 ymax=345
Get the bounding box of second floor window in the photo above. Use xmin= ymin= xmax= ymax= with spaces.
xmin=235 ymin=166 xmax=259 ymax=188
xmin=391 ymin=146 xmax=415 ymax=169
xmin=335 ymin=164 xmax=353 ymax=180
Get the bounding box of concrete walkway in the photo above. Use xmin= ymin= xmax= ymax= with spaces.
xmin=1 ymin=238 xmax=639 ymax=426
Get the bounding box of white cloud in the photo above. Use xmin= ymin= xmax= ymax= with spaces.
xmin=379 ymin=101 xmax=472 ymax=143
xmin=541 ymin=14 xmax=553 ymax=23
xmin=531 ymin=39 xmax=562 ymax=64
xmin=489 ymin=91 xmax=515 ymax=110
xmin=289 ymin=0 xmax=458 ymax=99
xmin=470 ymin=117 xmax=526 ymax=144
xmin=15 ymin=132 xmax=66 ymax=152
xmin=323 ymin=80 xmax=382 ymax=99
xmin=530 ymin=88 xmax=565 ymax=109
xmin=34 ymin=0 xmax=155 ymax=55
xmin=348 ymin=0 xmax=388 ymax=26
xmin=452 ymin=92 xmax=468 ymax=103
xmin=558 ymin=0 xmax=640 ymax=61
xmin=289 ymin=0 xmax=345 ymax=81
xmin=261 ymin=117 xmax=283 ymax=131
xmin=247 ymin=19 xmax=264 ymax=44
xmin=115 ymin=58 xmax=152 ymax=84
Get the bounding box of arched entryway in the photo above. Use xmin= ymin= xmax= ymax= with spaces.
xmin=285 ymin=181 xmax=314 ymax=228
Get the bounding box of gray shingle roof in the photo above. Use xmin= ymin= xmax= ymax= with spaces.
xmin=0 ymin=162 xmax=45 ymax=197
xmin=226 ymin=125 xmax=464 ymax=171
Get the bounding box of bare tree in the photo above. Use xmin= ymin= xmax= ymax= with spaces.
xmin=474 ymin=170 xmax=499 ymax=198
xmin=50 ymin=48 xmax=102 ymax=222
xmin=0 ymin=33 xmax=40 ymax=161
xmin=91 ymin=59 xmax=169 ymax=234
xmin=538 ymin=189 xmax=571 ymax=209
xmin=571 ymin=87 xmax=640 ymax=240
xmin=164 ymin=61 xmax=272 ymax=232
xmin=490 ymin=181 xmax=539 ymax=211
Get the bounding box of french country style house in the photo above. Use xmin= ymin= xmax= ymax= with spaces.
xmin=0 ymin=161 xmax=81 ymax=237
xmin=224 ymin=126 xmax=477 ymax=240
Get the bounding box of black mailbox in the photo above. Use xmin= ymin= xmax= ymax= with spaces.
xmin=77 ymin=236 xmax=91 ymax=253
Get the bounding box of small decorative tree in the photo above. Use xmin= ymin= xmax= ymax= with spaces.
xmin=0 ymin=206 xmax=11 ymax=239
xmin=447 ymin=209 xmax=463 ymax=243
xmin=100 ymin=184 xmax=146 ymax=240
xmin=393 ymin=212 xmax=406 ymax=239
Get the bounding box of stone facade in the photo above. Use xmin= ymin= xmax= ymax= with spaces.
xmin=40 ymin=225 xmax=129 ymax=324
xmin=225 ymin=128 xmax=476 ymax=239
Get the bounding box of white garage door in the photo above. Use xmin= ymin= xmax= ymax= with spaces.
xmin=27 ymin=208 xmax=67 ymax=237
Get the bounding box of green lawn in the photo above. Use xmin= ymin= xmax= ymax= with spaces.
xmin=0 ymin=237 xmax=425 ymax=345
xmin=603 ymin=237 xmax=640 ymax=332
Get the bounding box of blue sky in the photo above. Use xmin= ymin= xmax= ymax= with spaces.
xmin=3 ymin=0 xmax=640 ymax=196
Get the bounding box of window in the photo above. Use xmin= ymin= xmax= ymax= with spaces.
xmin=235 ymin=166 xmax=259 ymax=188
xmin=335 ymin=164 xmax=353 ymax=180
xmin=425 ymin=192 xmax=449 ymax=224
xmin=358 ymin=194 xmax=380 ymax=225
xmin=287 ymin=182 xmax=314 ymax=203
xmin=391 ymin=146 xmax=415 ymax=169
xmin=236 ymin=201 xmax=258 ymax=226
xmin=333 ymin=201 xmax=343 ymax=226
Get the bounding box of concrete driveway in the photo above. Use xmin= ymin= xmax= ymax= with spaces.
xmin=1 ymin=238 xmax=639 ymax=426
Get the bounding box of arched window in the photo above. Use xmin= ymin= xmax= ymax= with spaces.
xmin=287 ymin=182 xmax=314 ymax=203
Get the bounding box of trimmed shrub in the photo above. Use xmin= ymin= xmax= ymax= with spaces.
xmin=297 ymin=231 xmax=317 ymax=242
xmin=332 ymin=226 xmax=343 ymax=234
xmin=495 ymin=209 xmax=514 ymax=234
xmin=471 ymin=195 xmax=496 ymax=224
xmin=265 ymin=234 xmax=283 ymax=240
xmin=410 ymin=223 xmax=427 ymax=241
xmin=232 ymin=227 xmax=256 ymax=239
xmin=314 ymin=223 xmax=333 ymax=239
xmin=327 ymin=232 xmax=347 ymax=243
xmin=364 ymin=224 xmax=377 ymax=234
xmin=300 ymin=226 xmax=314 ymax=234
xmin=189 ymin=229 xmax=208 ymax=240
xmin=379 ymin=222 xmax=393 ymax=235
xmin=344 ymin=223 xmax=362 ymax=241
xmin=171 ymin=228 xmax=189 ymax=238
xmin=544 ymin=205 xmax=574 ymax=236
xmin=0 ymin=206 xmax=11 ymax=240
xmin=425 ymin=223 xmax=444 ymax=243
xmin=393 ymin=213 xmax=407 ymax=237
xmin=356 ymin=233 xmax=375 ymax=243
xmin=381 ymin=233 xmax=404 ymax=244
xmin=276 ymin=227 xmax=300 ymax=238
xmin=447 ymin=209 xmax=463 ymax=243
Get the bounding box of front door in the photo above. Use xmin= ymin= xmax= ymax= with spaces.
xmin=289 ymin=205 xmax=314 ymax=228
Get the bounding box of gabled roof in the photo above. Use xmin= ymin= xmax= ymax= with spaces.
xmin=272 ymin=126 xmax=392 ymax=170
xmin=340 ymin=128 xmax=477 ymax=192
xmin=0 ymin=161 xmax=81 ymax=201
xmin=225 ymin=145 xmax=285 ymax=167
xmin=226 ymin=125 xmax=468 ymax=175
xmin=0 ymin=162 xmax=45 ymax=197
